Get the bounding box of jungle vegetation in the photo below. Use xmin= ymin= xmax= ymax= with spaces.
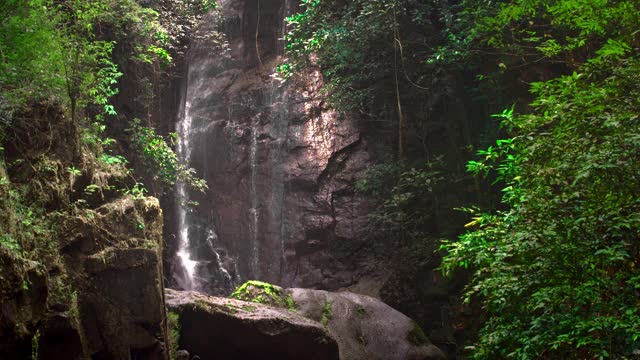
xmin=284 ymin=0 xmax=640 ymax=358
xmin=1 ymin=0 xmax=639 ymax=358
xmin=0 ymin=0 xmax=212 ymax=274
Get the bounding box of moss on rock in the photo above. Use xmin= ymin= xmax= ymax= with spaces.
xmin=407 ymin=320 xmax=430 ymax=346
xmin=230 ymin=280 xmax=296 ymax=310
xmin=167 ymin=311 xmax=181 ymax=360
xmin=320 ymin=299 xmax=333 ymax=327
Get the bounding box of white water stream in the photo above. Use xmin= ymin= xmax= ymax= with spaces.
xmin=176 ymin=93 xmax=198 ymax=290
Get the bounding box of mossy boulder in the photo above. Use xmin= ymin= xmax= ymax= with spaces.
xmin=227 ymin=282 xmax=445 ymax=360
xmin=71 ymin=196 xmax=167 ymax=359
xmin=287 ymin=288 xmax=446 ymax=360
xmin=71 ymin=193 xmax=167 ymax=357
xmin=165 ymin=288 xmax=338 ymax=360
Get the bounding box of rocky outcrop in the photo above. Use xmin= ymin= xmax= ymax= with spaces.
xmin=0 ymin=196 xmax=170 ymax=360
xmin=165 ymin=0 xmax=470 ymax=356
xmin=170 ymin=0 xmax=385 ymax=294
xmin=229 ymin=281 xmax=446 ymax=360
xmin=289 ymin=288 xmax=446 ymax=360
xmin=165 ymin=288 xmax=339 ymax=360
xmin=60 ymin=196 xmax=169 ymax=360
xmin=0 ymin=102 xmax=170 ymax=359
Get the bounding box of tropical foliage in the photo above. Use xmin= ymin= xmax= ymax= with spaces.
xmin=128 ymin=119 xmax=207 ymax=192
xmin=285 ymin=0 xmax=640 ymax=358
xmin=435 ymin=1 xmax=640 ymax=358
xmin=441 ymin=55 xmax=640 ymax=359
xmin=0 ymin=0 xmax=215 ymax=266
xmin=0 ymin=0 xmax=214 ymax=193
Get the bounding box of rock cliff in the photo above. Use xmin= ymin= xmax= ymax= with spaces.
xmin=169 ymin=0 xmax=385 ymax=294
xmin=0 ymin=104 xmax=169 ymax=360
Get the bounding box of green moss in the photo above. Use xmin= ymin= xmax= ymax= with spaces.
xmin=321 ymin=299 xmax=333 ymax=327
xmin=242 ymin=305 xmax=256 ymax=312
xmin=229 ymin=281 xmax=298 ymax=313
xmin=285 ymin=294 xmax=297 ymax=311
xmin=193 ymin=299 xmax=211 ymax=311
xmin=231 ymin=280 xmax=281 ymax=299
xmin=230 ymin=280 xmax=288 ymax=307
xmin=167 ymin=311 xmax=180 ymax=360
xmin=358 ymin=332 xmax=367 ymax=346
xmin=31 ymin=328 xmax=40 ymax=360
xmin=224 ymin=303 xmax=239 ymax=313
xmin=407 ymin=321 xmax=429 ymax=346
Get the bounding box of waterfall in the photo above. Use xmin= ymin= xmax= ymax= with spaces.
xmin=174 ymin=58 xmax=239 ymax=294
xmin=171 ymin=0 xmax=297 ymax=292
xmin=244 ymin=0 xmax=293 ymax=280
xmin=175 ymin=79 xmax=198 ymax=291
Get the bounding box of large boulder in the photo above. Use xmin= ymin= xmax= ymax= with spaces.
xmin=229 ymin=281 xmax=446 ymax=360
xmin=80 ymin=248 xmax=166 ymax=359
xmin=289 ymin=288 xmax=446 ymax=360
xmin=165 ymin=288 xmax=339 ymax=360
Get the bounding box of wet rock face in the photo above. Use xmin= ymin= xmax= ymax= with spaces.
xmin=166 ymin=0 xmax=468 ymax=356
xmin=165 ymin=288 xmax=339 ymax=360
xmin=172 ymin=0 xmax=382 ymax=293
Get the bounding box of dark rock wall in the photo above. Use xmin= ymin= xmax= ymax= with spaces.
xmin=171 ymin=0 xmax=384 ymax=292
xmin=0 ymin=248 xmax=48 ymax=359
xmin=56 ymin=197 xmax=170 ymax=360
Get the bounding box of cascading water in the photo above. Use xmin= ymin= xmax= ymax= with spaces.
xmin=263 ymin=77 xmax=289 ymax=279
xmin=175 ymin=84 xmax=198 ymax=291
xmin=175 ymin=63 xmax=238 ymax=293
xmin=171 ymin=0 xmax=297 ymax=292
